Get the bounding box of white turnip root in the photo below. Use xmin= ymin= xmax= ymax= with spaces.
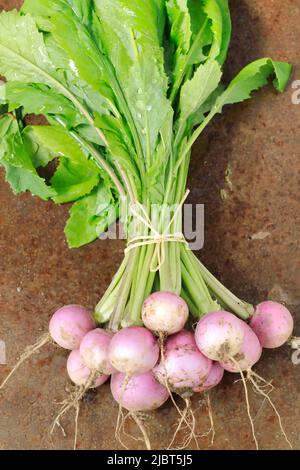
xmin=220 ymin=323 xmax=262 ymax=372
xmin=165 ymin=329 xmax=196 ymax=351
xmin=142 ymin=292 xmax=189 ymax=335
xmin=49 ymin=304 xmax=95 ymax=350
xmin=111 ymin=371 xmax=169 ymax=412
xmin=108 ymin=326 xmax=159 ymax=375
xmin=51 ymin=349 xmax=109 ymax=447
xmin=111 ymin=370 xmax=169 ymax=450
xmin=193 ymin=362 xmax=224 ymax=393
xmin=250 ymin=301 xmax=294 ymax=349
xmin=0 ymin=304 xmax=95 ymax=390
xmin=195 ymin=311 xmax=245 ymax=361
xmin=80 ymin=328 xmax=116 ymax=375
xmin=67 ymin=349 xmax=109 ymax=387
xmin=153 ymin=334 xmax=212 ymax=395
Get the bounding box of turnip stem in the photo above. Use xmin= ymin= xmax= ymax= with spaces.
xmin=185 ymin=248 xmax=253 ymax=320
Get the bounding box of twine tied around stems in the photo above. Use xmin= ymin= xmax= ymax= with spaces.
xmin=125 ymin=190 xmax=190 ymax=272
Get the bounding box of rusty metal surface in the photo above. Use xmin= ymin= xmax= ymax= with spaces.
xmin=0 ymin=0 xmax=299 ymax=450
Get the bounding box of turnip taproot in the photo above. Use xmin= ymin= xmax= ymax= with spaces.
xmin=142 ymin=292 xmax=189 ymax=335
xmin=195 ymin=311 xmax=245 ymax=361
xmin=220 ymin=323 xmax=262 ymax=372
xmin=153 ymin=336 xmax=212 ymax=394
xmin=108 ymin=326 xmax=159 ymax=375
xmin=80 ymin=328 xmax=116 ymax=375
xmin=250 ymin=301 xmax=294 ymax=349
xmin=67 ymin=349 xmax=109 ymax=387
xmin=193 ymin=362 xmax=224 ymax=393
xmin=49 ymin=305 xmax=95 ymax=350
xmin=111 ymin=371 xmax=169 ymax=412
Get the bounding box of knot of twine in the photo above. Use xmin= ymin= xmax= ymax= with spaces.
xmin=125 ymin=190 xmax=190 ymax=272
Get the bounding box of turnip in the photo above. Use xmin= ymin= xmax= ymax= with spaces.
xmin=51 ymin=349 xmax=109 ymax=446
xmin=217 ymin=318 xmax=291 ymax=450
xmin=111 ymin=371 xmax=169 ymax=412
xmin=220 ymin=323 xmax=262 ymax=373
xmin=67 ymin=349 xmax=109 ymax=387
xmin=193 ymin=362 xmax=224 ymax=393
xmin=153 ymin=334 xmax=212 ymax=395
xmin=80 ymin=328 xmax=116 ymax=375
xmin=108 ymin=326 xmax=159 ymax=375
xmin=111 ymin=371 xmax=169 ymax=450
xmin=250 ymin=301 xmax=294 ymax=348
xmin=0 ymin=304 xmax=95 ymax=390
xmin=150 ymin=329 xmax=209 ymax=449
xmin=49 ymin=304 xmax=95 ymax=350
xmin=195 ymin=311 xmax=245 ymax=361
xmin=165 ymin=329 xmax=196 ymax=351
xmin=142 ymin=292 xmax=189 ymax=336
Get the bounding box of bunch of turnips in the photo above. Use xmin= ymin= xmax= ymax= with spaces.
xmin=44 ymin=296 xmax=294 ymax=413
xmin=0 ymin=292 xmax=295 ymax=449
xmin=0 ymin=0 xmax=296 ymax=451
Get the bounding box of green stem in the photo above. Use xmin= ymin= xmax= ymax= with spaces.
xmin=127 ymin=243 xmax=156 ymax=326
xmin=94 ymin=255 xmax=128 ymax=323
xmin=185 ymin=249 xmax=253 ymax=320
xmin=179 ymin=107 xmax=218 ymax=166
xmin=108 ymin=249 xmax=139 ymax=331
xmin=180 ymin=287 xmax=199 ymax=317
xmin=181 ymin=245 xmax=217 ymax=311
xmin=181 ymin=263 xmax=207 ymax=314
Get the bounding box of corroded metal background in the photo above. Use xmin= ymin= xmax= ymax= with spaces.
xmin=0 ymin=0 xmax=299 ymax=450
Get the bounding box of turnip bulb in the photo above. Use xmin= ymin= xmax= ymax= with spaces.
xmin=250 ymin=301 xmax=294 ymax=349
xmin=80 ymin=328 xmax=116 ymax=375
xmin=67 ymin=349 xmax=109 ymax=387
xmin=108 ymin=326 xmax=159 ymax=375
xmin=220 ymin=323 xmax=262 ymax=372
xmin=49 ymin=305 xmax=95 ymax=350
xmin=153 ymin=333 xmax=212 ymax=394
xmin=193 ymin=362 xmax=224 ymax=393
xmin=142 ymin=292 xmax=189 ymax=335
xmin=195 ymin=311 xmax=245 ymax=361
xmin=111 ymin=371 xmax=169 ymax=411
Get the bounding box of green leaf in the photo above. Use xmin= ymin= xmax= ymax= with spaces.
xmin=23 ymin=0 xmax=116 ymax=114
xmin=0 ymin=9 xmax=108 ymax=147
xmin=166 ymin=0 xmax=192 ymax=87
xmin=202 ymin=0 xmax=231 ymax=65
xmin=23 ymin=127 xmax=53 ymax=168
xmin=215 ymin=58 xmax=292 ymax=111
xmin=192 ymin=85 xmax=224 ymax=126
xmin=27 ymin=125 xmax=102 ymax=202
xmin=0 ymin=115 xmax=55 ymax=200
xmin=4 ymin=82 xmax=81 ymax=128
xmin=214 ymin=0 xmax=232 ymax=65
xmin=0 ymin=11 xmax=56 ymax=84
xmin=167 ymin=0 xmax=192 ymax=55
xmin=22 ymin=0 xmax=93 ymax=26
xmin=51 ymin=158 xmax=99 ymax=203
xmin=187 ymin=0 xmax=209 ymax=37
xmin=94 ymin=0 xmax=171 ymax=161
xmin=65 ymin=184 xmax=118 ymax=248
xmin=179 ymin=60 xmax=222 ymax=122
xmin=0 ymin=114 xmax=14 ymax=141
xmin=167 ymin=0 xmax=215 ymax=101
xmin=185 ymin=58 xmax=292 ymax=157
xmin=28 ymin=125 xmax=98 ymax=171
xmin=1 ymin=161 xmax=55 ymax=200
